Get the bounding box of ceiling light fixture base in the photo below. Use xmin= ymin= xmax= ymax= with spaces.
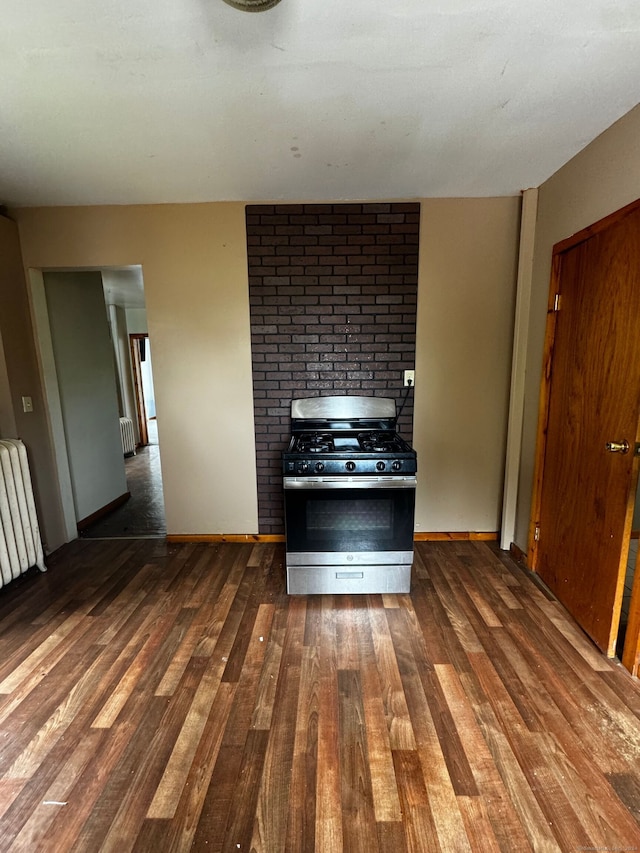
xmin=222 ymin=0 xmax=282 ymax=11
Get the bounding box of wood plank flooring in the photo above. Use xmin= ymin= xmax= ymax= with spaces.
xmin=1 ymin=539 xmax=640 ymax=851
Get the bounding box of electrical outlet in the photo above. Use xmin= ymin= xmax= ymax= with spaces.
xmin=403 ymin=370 xmax=415 ymax=387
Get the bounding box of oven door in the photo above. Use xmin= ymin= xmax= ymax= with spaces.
xmin=283 ymin=475 xmax=416 ymax=559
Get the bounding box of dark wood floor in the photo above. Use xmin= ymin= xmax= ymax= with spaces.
xmin=1 ymin=539 xmax=639 ymax=851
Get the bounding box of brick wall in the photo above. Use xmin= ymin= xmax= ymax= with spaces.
xmin=246 ymin=202 xmax=420 ymax=535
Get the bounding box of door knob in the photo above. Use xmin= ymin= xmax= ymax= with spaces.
xmin=605 ymin=439 xmax=630 ymax=454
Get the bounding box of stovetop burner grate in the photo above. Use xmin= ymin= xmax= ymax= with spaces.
xmin=358 ymin=430 xmax=404 ymax=452
xmin=291 ymin=430 xmax=411 ymax=455
xmin=297 ymin=433 xmax=335 ymax=453
xmin=284 ymin=395 xmax=417 ymax=476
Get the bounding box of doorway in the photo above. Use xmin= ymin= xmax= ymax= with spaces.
xmin=82 ymin=290 xmax=166 ymax=537
xmin=529 ymin=199 xmax=640 ymax=675
xmin=618 ymin=534 xmax=639 ymax=657
xmin=618 ymin=487 xmax=640 ymax=657
xmin=78 ymin=329 xmax=167 ymax=537
xmin=29 ymin=265 xmax=166 ymax=541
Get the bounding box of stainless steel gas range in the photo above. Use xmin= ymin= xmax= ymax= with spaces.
xmin=282 ymin=395 xmax=417 ymax=595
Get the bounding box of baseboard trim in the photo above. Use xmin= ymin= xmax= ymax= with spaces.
xmin=414 ymin=531 xmax=498 ymax=542
xmin=77 ymin=492 xmax=130 ymax=531
xmin=166 ymin=531 xmax=499 ymax=544
xmin=509 ymin=541 xmax=528 ymax=566
xmin=166 ymin=534 xmax=285 ymax=544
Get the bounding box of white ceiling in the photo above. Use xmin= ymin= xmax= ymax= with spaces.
xmin=102 ymin=267 xmax=146 ymax=309
xmin=1 ymin=0 xmax=639 ymax=207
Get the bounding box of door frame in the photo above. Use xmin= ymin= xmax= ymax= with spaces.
xmin=129 ymin=333 xmax=149 ymax=447
xmin=27 ymin=268 xmax=78 ymax=542
xmin=528 ymin=197 xmax=640 ymax=675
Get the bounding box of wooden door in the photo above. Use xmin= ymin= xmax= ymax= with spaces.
xmin=532 ymin=201 xmax=640 ymax=659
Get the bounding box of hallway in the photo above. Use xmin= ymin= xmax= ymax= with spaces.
xmin=80 ymin=420 xmax=166 ymax=538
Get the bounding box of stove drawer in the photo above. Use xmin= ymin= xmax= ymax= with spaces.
xmin=286 ymin=562 xmax=411 ymax=595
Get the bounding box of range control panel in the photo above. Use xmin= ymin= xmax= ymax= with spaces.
xmin=283 ymin=457 xmax=416 ymax=476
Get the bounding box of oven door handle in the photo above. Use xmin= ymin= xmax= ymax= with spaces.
xmin=283 ymin=476 xmax=417 ymax=490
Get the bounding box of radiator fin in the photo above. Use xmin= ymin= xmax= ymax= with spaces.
xmin=0 ymin=439 xmax=46 ymax=587
xmin=119 ymin=417 xmax=136 ymax=457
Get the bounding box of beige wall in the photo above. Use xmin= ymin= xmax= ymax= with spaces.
xmin=0 ymin=216 xmax=66 ymax=549
xmin=0 ymin=322 xmax=17 ymax=439
xmin=515 ymin=103 xmax=640 ymax=550
xmin=13 ymin=199 xmax=521 ymax=549
xmin=414 ymin=198 xmax=520 ymax=532
xmin=14 ymin=204 xmax=260 ymax=547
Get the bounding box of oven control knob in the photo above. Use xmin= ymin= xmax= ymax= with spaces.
xmin=376 ymin=461 xmax=386 ymax=472
xmin=315 ymin=462 xmax=325 ymax=473
xmin=299 ymin=461 xmax=310 ymax=473
xmin=391 ymin=460 xmax=402 ymax=471
xmin=345 ymin=460 xmax=356 ymax=472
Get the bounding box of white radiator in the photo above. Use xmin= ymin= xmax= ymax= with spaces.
xmin=119 ymin=417 xmax=136 ymax=457
xmin=0 ymin=439 xmax=46 ymax=587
